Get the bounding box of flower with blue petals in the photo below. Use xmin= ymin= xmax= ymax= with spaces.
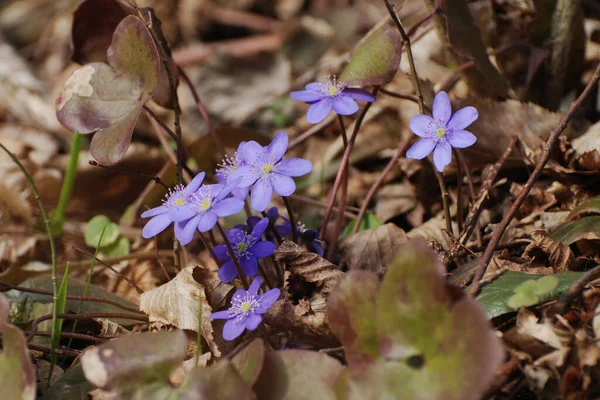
xmin=216 ymin=142 xmax=250 ymax=200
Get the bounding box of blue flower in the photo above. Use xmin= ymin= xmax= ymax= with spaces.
xmin=228 ymin=132 xmax=312 ymax=212
xmin=216 ymin=142 xmax=250 ymax=200
xmin=279 ymin=218 xmax=324 ymax=256
xmin=290 ymin=76 xmax=376 ymax=124
xmin=406 ymin=91 xmax=478 ymax=172
xmin=210 ymin=276 xmax=280 ymax=340
xmin=213 ymin=218 xmax=277 ymax=283
xmin=173 ymin=178 xmax=245 ymax=245
xmin=141 ymin=172 xmax=206 ymax=239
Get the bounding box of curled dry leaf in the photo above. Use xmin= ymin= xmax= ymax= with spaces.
xmin=140 ymin=266 xmax=220 ymax=357
xmin=524 ymin=230 xmax=573 ymax=272
xmin=407 ymin=214 xmax=457 ymax=250
xmin=0 ymin=293 xmax=36 ymax=400
xmin=570 ymin=121 xmax=600 ymax=171
xmin=339 ymin=223 xmax=408 ymax=276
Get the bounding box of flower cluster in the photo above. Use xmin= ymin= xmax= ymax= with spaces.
xmin=210 ymin=276 xmax=280 ymax=340
xmin=290 ymin=76 xmax=376 ymax=124
xmin=406 ymin=91 xmax=478 ymax=172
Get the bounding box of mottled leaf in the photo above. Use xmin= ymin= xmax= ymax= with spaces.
xmin=551 ymin=216 xmax=600 ymax=245
xmin=140 ymin=266 xmax=219 ymax=356
xmin=107 ymin=16 xmax=160 ymax=94
xmin=181 ymin=361 xmax=255 ymax=400
xmin=339 ymin=19 xmax=401 ymax=86
xmin=231 ymin=339 xmax=265 ymax=386
xmin=327 ymin=271 xmax=380 ymax=370
xmin=0 ymin=294 xmax=36 ymax=400
xmin=56 ymin=62 xmax=143 ymax=134
xmin=253 ymin=350 xmax=343 ymax=400
xmin=84 ymin=215 xmax=120 ymax=248
xmin=339 ymin=223 xmax=407 ymax=276
xmin=81 ymin=330 xmax=186 ymax=389
xmin=341 ymin=212 xmax=382 ymax=236
xmin=476 ymin=271 xmax=583 ymax=318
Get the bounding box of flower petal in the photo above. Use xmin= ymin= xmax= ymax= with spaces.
xmin=255 ymin=288 xmax=280 ymax=313
xmin=232 ymin=186 xmax=250 ymax=200
xmin=251 ymin=218 xmax=269 ymax=238
xmin=177 ymin=214 xmax=202 ymax=245
xmin=306 ymin=98 xmax=333 ymax=124
xmin=184 ymin=172 xmax=206 ymax=195
xmin=446 ymin=130 xmax=477 ymax=148
xmin=305 ymin=82 xmax=321 ymax=91
xmin=274 ymin=158 xmax=312 ymax=177
xmin=213 ymin=244 xmax=230 ymax=261
xmin=142 ymin=214 xmax=172 ymax=238
xmin=406 ymin=139 xmax=436 ymax=160
xmin=432 ymin=91 xmax=451 ymax=121
xmin=212 ymin=198 xmax=244 ymax=217
xmin=248 ymin=276 xmax=263 ymax=295
xmin=332 ymin=96 xmax=359 ymax=115
xmin=222 ymin=319 xmax=246 ymax=340
xmin=266 ymin=132 xmax=288 ymax=162
xmin=447 ymin=106 xmax=478 ymax=131
xmin=141 ymin=205 xmax=168 ymax=218
xmin=239 ymin=141 xmax=263 ymax=163
xmin=250 ymin=178 xmax=273 ymax=212
xmin=409 ymin=114 xmax=434 ymax=137
xmin=228 ymin=165 xmax=259 ymax=188
xmin=270 ymin=174 xmax=296 ymax=196
xmin=290 ymin=90 xmax=324 ymax=103
xmin=168 ymin=204 xmax=196 ymax=222
xmin=218 ymin=261 xmax=238 ymax=283
xmin=343 ymin=88 xmax=376 ymax=102
xmin=240 ymin=255 xmax=258 ymax=277
xmin=197 ymin=211 xmax=218 ymax=232
xmin=210 ymin=310 xmax=231 ymax=320
xmin=250 ymin=240 xmax=276 ymax=258
xmin=433 ymin=140 xmax=452 ymax=172
xmin=244 ymin=314 xmax=262 ymax=331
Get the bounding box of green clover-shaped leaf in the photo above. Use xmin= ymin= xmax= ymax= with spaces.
xmin=507 ymin=275 xmax=559 ymax=309
xmin=84 ymin=215 xmax=120 ymax=248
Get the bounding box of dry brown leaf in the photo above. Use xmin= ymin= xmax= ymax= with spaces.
xmin=339 ymin=223 xmax=408 ymax=276
xmin=570 ymin=121 xmax=600 ymax=171
xmin=375 ymin=183 xmax=417 ymax=223
xmin=407 ymin=214 xmax=457 ymax=250
xmin=140 ymin=266 xmax=220 ymax=357
xmin=524 ymin=230 xmax=574 ymax=272
xmin=274 ymin=239 xmax=343 ymax=297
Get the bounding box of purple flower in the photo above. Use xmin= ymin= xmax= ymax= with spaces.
xmin=173 ymin=179 xmax=245 ymax=245
xmin=228 ymin=132 xmax=312 ymax=212
xmin=210 ymin=276 xmax=280 ymax=340
xmin=213 ymin=218 xmax=277 ymax=283
xmin=279 ymin=218 xmax=324 ymax=256
xmin=290 ymin=76 xmax=376 ymax=124
xmin=141 ymin=172 xmax=206 ymax=239
xmin=406 ymin=91 xmax=478 ymax=172
xmin=216 ymin=142 xmax=250 ymax=200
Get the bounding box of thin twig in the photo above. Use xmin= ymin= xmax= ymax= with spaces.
xmin=469 ymin=61 xmax=600 ymax=296
xmin=288 ymin=194 xmax=358 ymax=219
xmin=454 ymin=149 xmax=464 ymax=234
xmin=552 ymin=265 xmax=600 ymax=314
xmin=434 ymin=167 xmax=453 ymax=235
xmin=319 ymin=88 xmax=379 ymax=239
xmin=282 ymin=197 xmax=299 ymax=243
xmin=288 ymin=113 xmax=336 ymax=150
xmin=353 ymin=140 xmax=411 ymax=234
xmin=24 ymin=330 xmax=108 ymax=343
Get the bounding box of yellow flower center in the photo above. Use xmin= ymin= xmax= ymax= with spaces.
xmin=237 ymin=242 xmax=248 ymax=252
xmin=328 ymin=86 xmax=338 ymax=96
xmin=200 ymin=199 xmax=211 ymax=211
xmin=435 ymin=128 xmax=446 ymax=138
xmin=241 ymin=302 xmax=252 ymax=312
xmin=262 ymin=164 xmax=273 ymax=174
xmin=175 ymin=198 xmax=185 ymax=207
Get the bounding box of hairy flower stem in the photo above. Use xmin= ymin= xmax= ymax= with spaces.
xmin=453 ymin=149 xmax=464 ymax=234
xmin=282 ymin=196 xmax=299 ymax=243
xmin=215 ymin=222 xmax=249 ymax=289
xmin=319 ymin=88 xmax=379 ymax=240
xmin=0 ymin=143 xmax=58 ymax=387
xmin=199 ymin=231 xmax=221 ymax=266
xmin=327 ymin=115 xmax=350 ymax=258
xmin=261 ymin=211 xmax=283 ymax=245
xmin=51 ymin=133 xmax=82 ymax=236
xmin=434 ymin=167 xmax=454 ymax=235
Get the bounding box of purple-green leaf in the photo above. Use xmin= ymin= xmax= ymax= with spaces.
xmin=107 ymin=15 xmax=160 ymax=94
xmin=231 ymin=338 xmax=265 ymax=386
xmin=339 ymin=19 xmax=402 ymax=86
xmin=181 ymin=361 xmax=255 ymax=400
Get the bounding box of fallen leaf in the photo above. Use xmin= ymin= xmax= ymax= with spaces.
xmin=180 ymin=360 xmax=255 ymax=400
xmin=524 ymin=230 xmax=573 ymax=272
xmin=231 ymin=338 xmax=265 ymax=386
xmin=339 ymin=223 xmax=408 ymax=276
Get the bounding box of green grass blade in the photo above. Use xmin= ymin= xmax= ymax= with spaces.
xmin=51 ymin=133 xmax=83 ymax=236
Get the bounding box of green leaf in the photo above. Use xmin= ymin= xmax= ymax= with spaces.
xmin=84 ymin=215 xmax=120 ymax=248
xmin=342 ymin=212 xmax=381 ymax=236
xmin=568 ymin=195 xmax=600 ymax=220
xmin=100 ymin=235 xmax=130 ymax=257
xmin=253 ymin=350 xmax=343 ymax=400
xmin=0 ymin=294 xmax=36 ymax=400
xmin=231 ymin=338 xmax=265 ymax=386
xmin=339 ymin=19 xmax=402 ymax=86
xmin=506 ymin=276 xmax=559 ymax=309
xmin=107 ymin=16 xmax=160 ymax=93
xmin=181 ymin=361 xmax=255 ymax=400
xmin=50 ymin=262 xmax=71 ymax=374
xmin=476 ymin=271 xmax=582 ymax=318
xmin=551 ymin=216 xmax=600 ymax=245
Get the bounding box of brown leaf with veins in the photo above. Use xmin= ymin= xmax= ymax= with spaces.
xmin=340 ymin=223 xmax=408 ymax=276
xmin=524 ymin=230 xmax=574 ymax=273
